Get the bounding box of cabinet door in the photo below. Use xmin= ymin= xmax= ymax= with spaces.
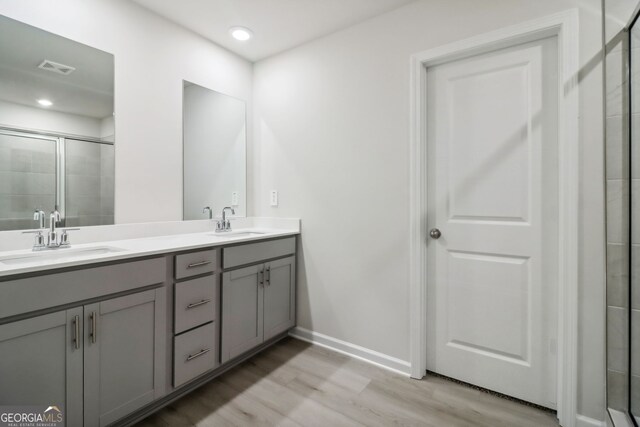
xmin=221 ymin=264 xmax=264 ymax=363
xmin=264 ymin=256 xmax=296 ymax=341
xmin=84 ymin=288 xmax=166 ymax=426
xmin=0 ymin=308 xmax=83 ymax=426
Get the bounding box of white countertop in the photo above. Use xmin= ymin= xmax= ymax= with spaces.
xmin=0 ymin=227 xmax=299 ymax=278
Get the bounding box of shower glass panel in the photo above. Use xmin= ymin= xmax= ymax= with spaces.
xmin=65 ymin=139 xmax=114 ymax=227
xmin=0 ymin=131 xmax=57 ymax=231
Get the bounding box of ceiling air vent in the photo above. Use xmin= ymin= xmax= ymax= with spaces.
xmin=38 ymin=60 xmax=76 ymax=76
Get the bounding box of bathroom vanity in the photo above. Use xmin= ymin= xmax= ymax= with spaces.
xmin=0 ymin=228 xmax=298 ymax=426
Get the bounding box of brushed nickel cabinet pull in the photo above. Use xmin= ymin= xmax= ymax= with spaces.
xmin=186 ymin=299 xmax=211 ymax=309
xmin=266 ymin=266 xmax=271 ymax=286
xmin=186 ymin=348 xmax=210 ymax=361
xmin=90 ymin=311 xmax=97 ymax=344
xmin=187 ymin=260 xmax=212 ymax=269
xmin=73 ymin=315 xmax=80 ymax=349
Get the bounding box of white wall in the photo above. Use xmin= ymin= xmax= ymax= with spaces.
xmin=100 ymin=116 xmax=115 ymax=142
xmin=253 ymin=0 xmax=605 ymax=421
xmin=0 ymin=0 xmax=253 ymax=224
xmin=0 ymin=99 xmax=102 ymax=138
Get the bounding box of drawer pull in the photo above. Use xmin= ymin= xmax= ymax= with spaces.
xmin=186 ymin=299 xmax=211 ymax=309
xmin=186 ymin=348 xmax=211 ymax=361
xmin=187 ymin=260 xmax=212 ymax=269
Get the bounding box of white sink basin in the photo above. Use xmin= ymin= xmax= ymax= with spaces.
xmin=207 ymin=231 xmax=268 ymax=239
xmin=0 ymin=246 xmax=124 ymax=265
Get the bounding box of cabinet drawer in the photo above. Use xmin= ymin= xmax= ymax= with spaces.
xmin=173 ymin=322 xmax=217 ymax=387
xmin=0 ymin=257 xmax=166 ymax=321
xmin=174 ymin=276 xmax=217 ymax=334
xmin=223 ymin=237 xmax=295 ymax=269
xmin=175 ymin=249 xmax=216 ymax=280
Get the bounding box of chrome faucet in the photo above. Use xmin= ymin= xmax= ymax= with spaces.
xmin=24 ymin=209 xmax=47 ymax=250
xmin=48 ymin=210 xmax=61 ymax=246
xmin=203 ymin=206 xmax=213 ymax=220
xmin=216 ymin=207 xmax=235 ymax=232
xmin=23 ymin=210 xmax=78 ymax=250
xmin=33 ymin=209 xmax=46 ymax=229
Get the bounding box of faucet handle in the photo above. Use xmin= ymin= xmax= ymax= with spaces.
xmin=22 ymin=230 xmax=46 ymax=250
xmin=59 ymin=228 xmax=79 ymax=247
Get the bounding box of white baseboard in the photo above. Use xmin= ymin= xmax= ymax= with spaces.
xmin=576 ymin=414 xmax=606 ymax=427
xmin=289 ymin=327 xmax=411 ymax=377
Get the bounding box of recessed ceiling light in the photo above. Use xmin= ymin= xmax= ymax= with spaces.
xmin=37 ymin=99 xmax=53 ymax=107
xmin=229 ymin=26 xmax=253 ymax=41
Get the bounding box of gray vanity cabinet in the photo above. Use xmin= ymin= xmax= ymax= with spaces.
xmin=0 ymin=308 xmax=84 ymax=426
xmin=263 ymin=256 xmax=296 ymax=341
xmin=84 ymin=288 xmax=166 ymax=427
xmin=221 ymin=250 xmax=296 ymax=364
xmin=221 ymin=264 xmax=264 ymax=363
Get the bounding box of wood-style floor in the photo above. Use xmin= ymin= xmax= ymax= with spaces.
xmin=136 ymin=338 xmax=559 ymax=427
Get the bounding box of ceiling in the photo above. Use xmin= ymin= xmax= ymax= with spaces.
xmin=130 ymin=0 xmax=417 ymax=62
xmin=0 ymin=15 xmax=114 ymax=119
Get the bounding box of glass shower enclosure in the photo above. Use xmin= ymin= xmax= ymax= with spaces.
xmin=0 ymin=128 xmax=114 ymax=231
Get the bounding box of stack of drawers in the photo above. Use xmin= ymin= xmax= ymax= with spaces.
xmin=172 ymin=249 xmax=218 ymax=387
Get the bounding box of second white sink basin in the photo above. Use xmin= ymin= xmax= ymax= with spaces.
xmin=0 ymin=246 xmax=125 ymax=265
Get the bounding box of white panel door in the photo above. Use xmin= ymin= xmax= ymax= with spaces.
xmin=426 ymin=36 xmax=559 ymax=409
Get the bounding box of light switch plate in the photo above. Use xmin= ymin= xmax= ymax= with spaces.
xmin=270 ymin=190 xmax=278 ymax=207
xmin=231 ymin=191 xmax=239 ymax=206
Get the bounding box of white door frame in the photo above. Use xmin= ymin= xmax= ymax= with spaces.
xmin=408 ymin=10 xmax=579 ymax=427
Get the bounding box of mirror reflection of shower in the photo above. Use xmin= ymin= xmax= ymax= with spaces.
xmin=0 ymin=130 xmax=114 ymax=230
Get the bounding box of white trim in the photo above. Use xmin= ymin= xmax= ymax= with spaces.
xmin=289 ymin=327 xmax=412 ymax=377
xmin=576 ymin=415 xmax=606 ymax=427
xmin=409 ymin=9 xmax=580 ymax=427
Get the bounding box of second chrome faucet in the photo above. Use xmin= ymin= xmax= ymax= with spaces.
xmin=216 ymin=207 xmax=235 ymax=232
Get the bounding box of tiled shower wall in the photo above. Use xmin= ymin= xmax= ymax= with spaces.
xmin=0 ymin=134 xmax=114 ymax=231
xmin=0 ymin=133 xmax=56 ymax=230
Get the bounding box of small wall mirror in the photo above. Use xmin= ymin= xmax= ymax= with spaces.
xmin=183 ymin=81 xmax=246 ymax=220
xmin=0 ymin=16 xmax=115 ymax=231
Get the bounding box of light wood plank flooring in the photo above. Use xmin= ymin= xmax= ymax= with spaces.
xmin=136 ymin=338 xmax=559 ymax=427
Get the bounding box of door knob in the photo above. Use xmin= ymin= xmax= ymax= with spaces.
xmin=429 ymin=228 xmax=441 ymax=239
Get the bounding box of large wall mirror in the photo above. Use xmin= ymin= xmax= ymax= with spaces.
xmin=0 ymin=16 xmax=115 ymax=231
xmin=183 ymin=81 xmax=246 ymax=220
